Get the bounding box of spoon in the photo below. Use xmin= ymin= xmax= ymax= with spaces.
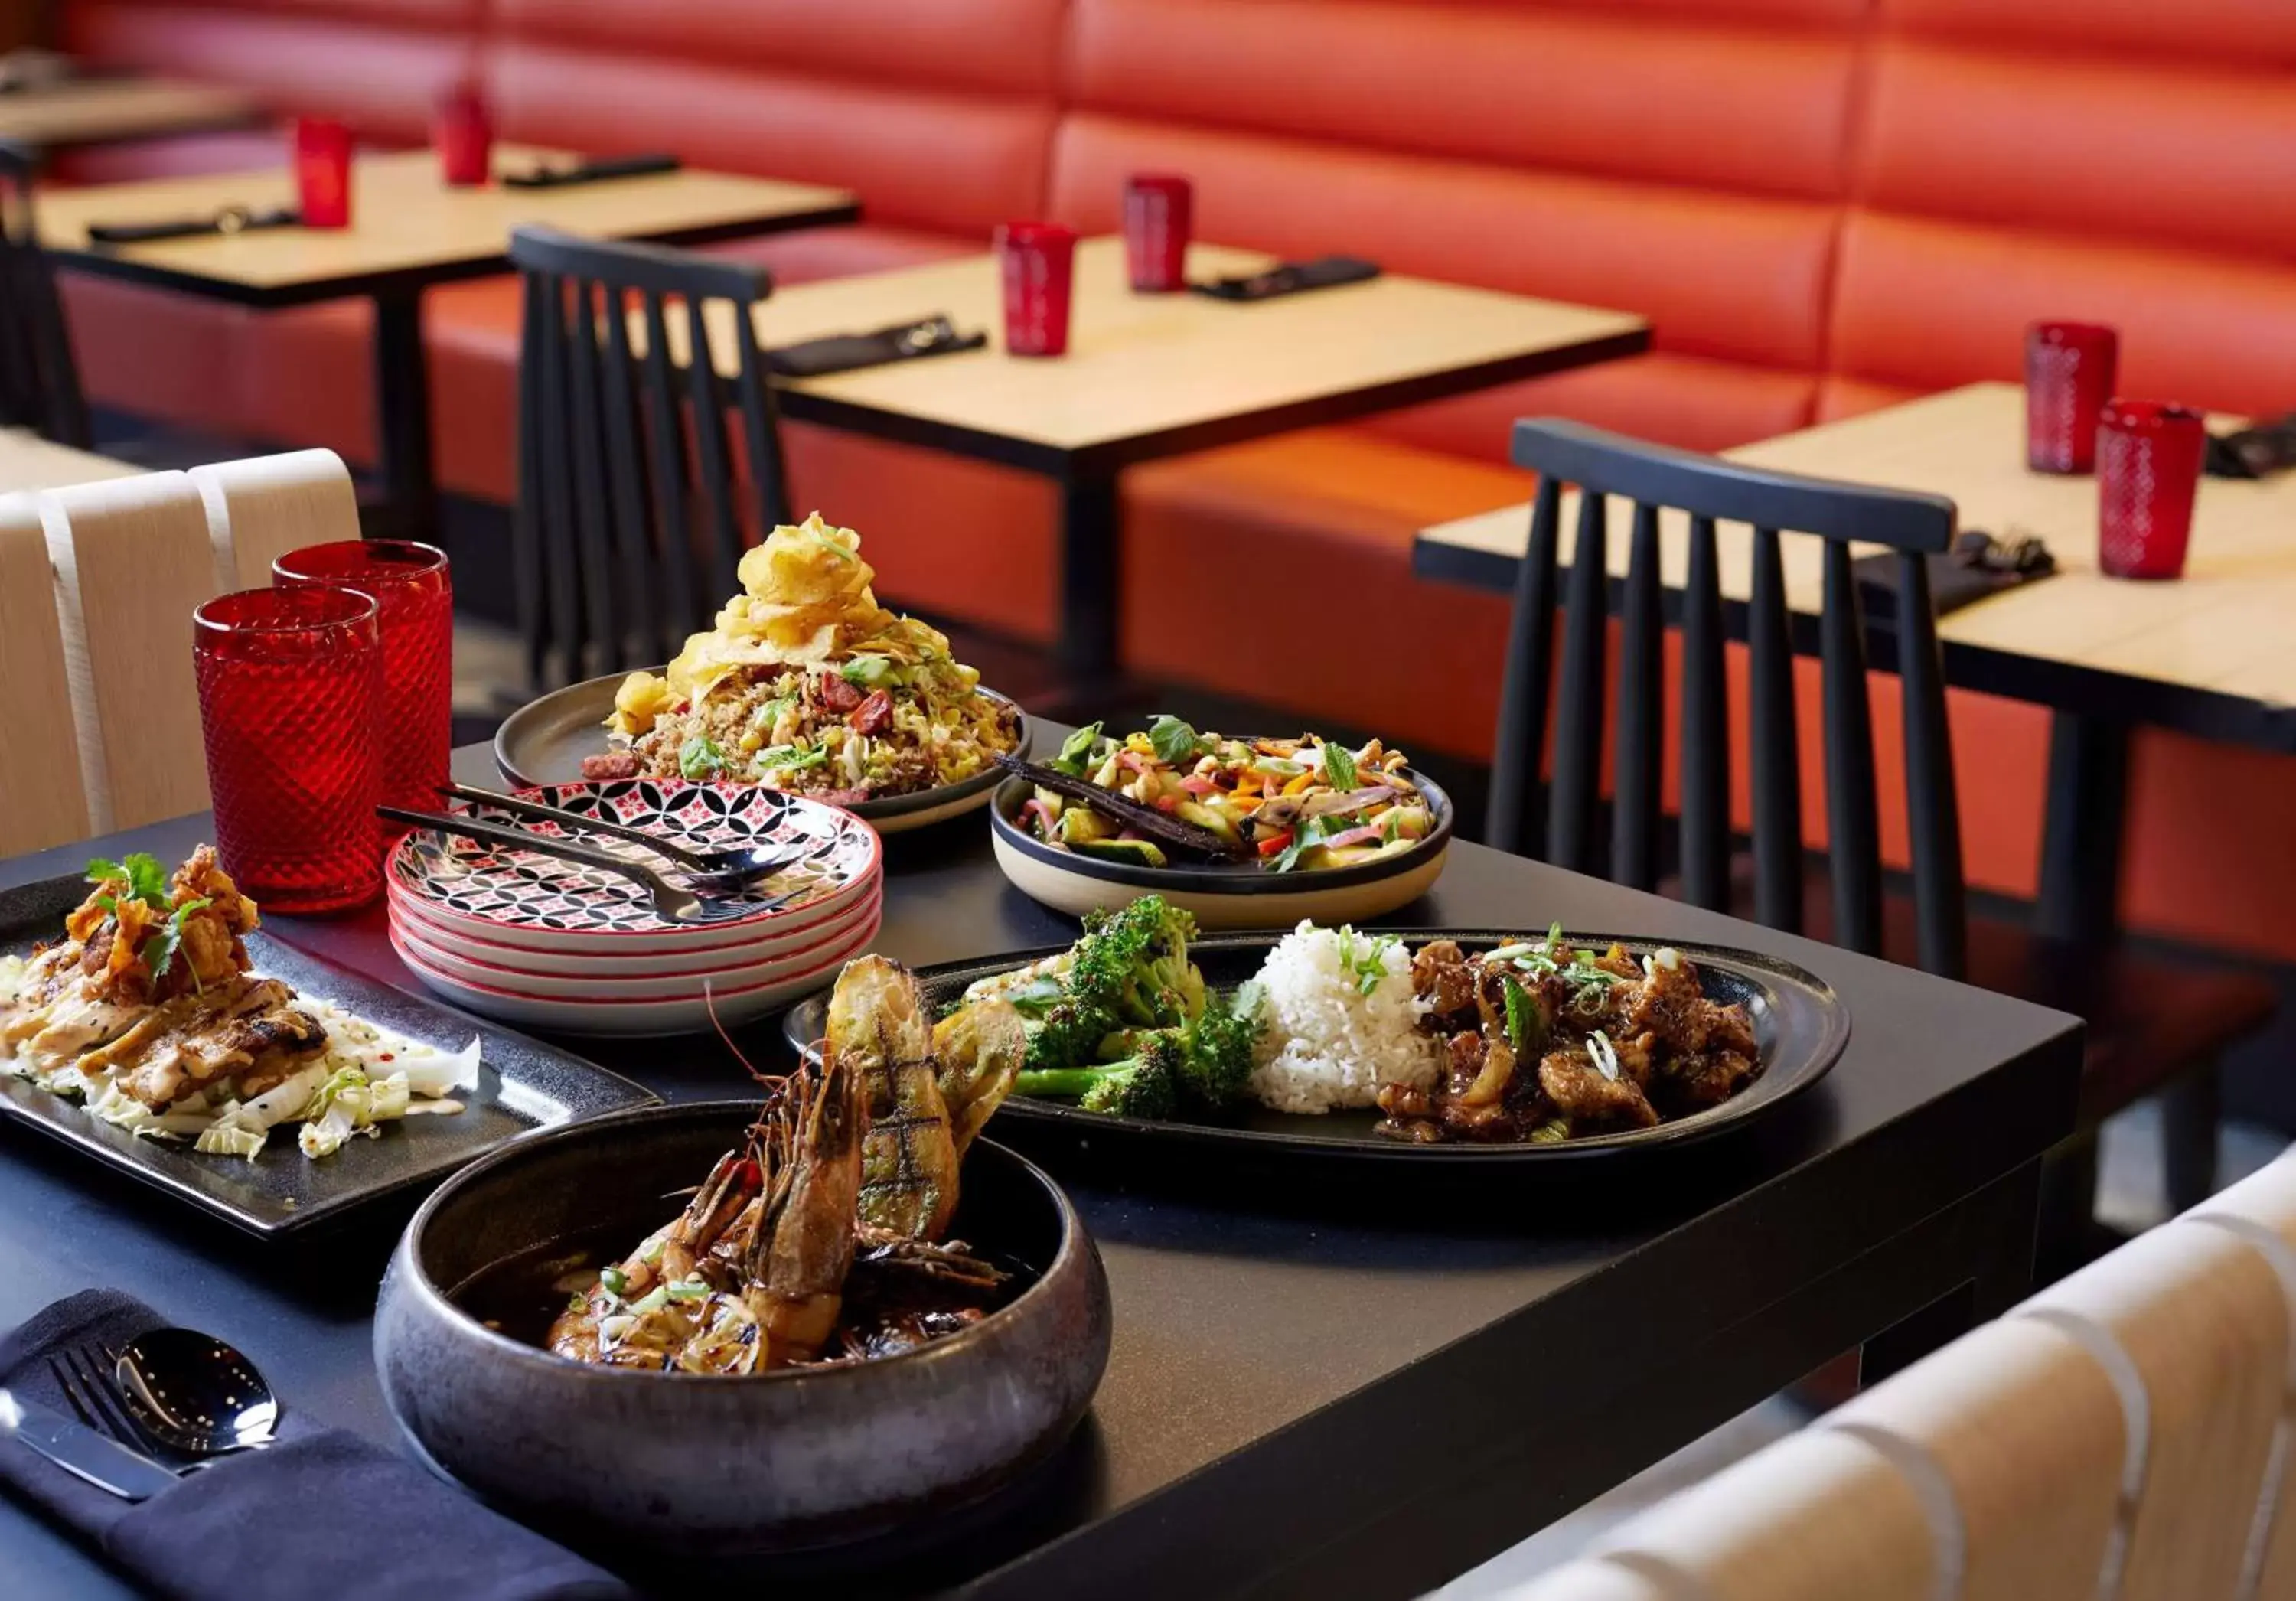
xmin=113 ymin=1328 xmax=279 ymax=1458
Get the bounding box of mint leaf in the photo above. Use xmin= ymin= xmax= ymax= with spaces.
xmin=1148 ymin=715 xmax=1205 ymax=768
xmin=1270 ymin=815 xmax=1328 ymax=874
xmin=678 ymin=735 xmax=727 ymax=781
xmin=1320 ymin=740 xmax=1358 ymax=794
xmin=1049 ymin=721 xmax=1104 ymax=778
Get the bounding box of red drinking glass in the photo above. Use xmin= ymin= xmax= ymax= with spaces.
xmin=1123 ymin=174 xmax=1192 ymax=292
xmin=194 ymin=587 xmax=383 ymax=915
xmin=996 ymin=221 xmax=1078 ymax=357
xmin=2025 ymin=321 xmax=2118 ymax=474
xmin=2096 ymin=399 xmax=2205 ymax=580
xmin=293 ymin=116 xmax=354 ymax=230
xmin=434 ymin=83 xmax=492 ymax=187
xmin=273 ymin=539 xmax=452 ymax=815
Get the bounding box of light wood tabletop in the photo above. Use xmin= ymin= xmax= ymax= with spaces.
xmin=0 ymin=76 xmax=257 ymax=157
xmin=673 ymin=235 xmax=1648 ymax=473
xmin=0 ymin=429 xmax=139 ymax=492
xmin=38 ymin=145 xmax=858 ymax=306
xmin=1417 ymin=383 xmax=2296 ymax=723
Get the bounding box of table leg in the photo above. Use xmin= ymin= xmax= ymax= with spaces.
xmin=367 ymin=287 xmax=438 ymax=542
xmin=1057 ymin=471 xmax=1121 ymax=683
xmin=2035 ymin=711 xmax=2129 ymax=947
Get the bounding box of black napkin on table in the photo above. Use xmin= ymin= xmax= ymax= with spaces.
xmin=766 ymin=314 xmax=987 ymax=377
xmin=1189 ymin=255 xmax=1381 ymax=302
xmin=86 ymin=206 xmax=300 ymax=245
xmin=1853 ymin=529 xmax=2056 ymax=618
xmin=2206 ymin=414 xmax=2296 ymax=479
xmin=0 ymin=1289 xmax=634 ymax=1601
xmin=500 ymin=152 xmax=681 ymax=190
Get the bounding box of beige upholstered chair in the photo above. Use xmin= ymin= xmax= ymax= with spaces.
xmin=2014 ymin=1217 xmax=2288 ymax=1601
xmin=0 ymin=449 xmax=361 ymax=853
xmin=1499 ymin=1557 xmax=1674 ymax=1599
xmin=2192 ymin=1153 xmax=2296 ymax=1601
xmin=1587 ymin=1427 xmax=1938 ymax=1601
xmin=1823 ymin=1313 xmax=2125 ymax=1601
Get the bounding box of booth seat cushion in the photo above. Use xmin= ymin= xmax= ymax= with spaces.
xmin=66 ymin=0 xmax=481 ymax=145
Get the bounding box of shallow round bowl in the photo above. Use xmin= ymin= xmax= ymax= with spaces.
xmin=988 ymin=765 xmax=1454 ymax=929
xmin=374 ymin=1102 xmax=1111 ymax=1556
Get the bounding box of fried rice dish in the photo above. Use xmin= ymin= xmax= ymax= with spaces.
xmin=588 ymin=514 xmax=1021 ymax=804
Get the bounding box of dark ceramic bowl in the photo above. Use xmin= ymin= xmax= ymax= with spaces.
xmin=373 ymin=1101 xmax=1110 ymax=1556
xmin=988 ymin=764 xmax=1454 ymax=929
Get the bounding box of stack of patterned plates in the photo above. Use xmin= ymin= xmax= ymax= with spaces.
xmin=383 ymin=781 xmax=882 ymax=1036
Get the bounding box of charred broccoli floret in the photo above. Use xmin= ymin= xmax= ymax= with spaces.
xmin=1067 ymin=895 xmax=1205 ymax=1029
xmin=1020 ymin=998 xmax=1120 ymax=1075
xmin=1016 ymin=1032 xmax=1182 ymax=1119
xmin=1175 ymin=986 xmax=1261 ymax=1109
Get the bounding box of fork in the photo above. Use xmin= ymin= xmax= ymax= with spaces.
xmin=436 ymin=782 xmax=810 ymax=885
xmin=47 ymin=1345 xmax=188 ymax=1474
xmin=381 ymin=807 xmax=808 ymax=924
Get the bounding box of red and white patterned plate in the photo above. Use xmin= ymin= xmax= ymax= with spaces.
xmin=386 ymin=883 xmax=881 ymax=978
xmin=384 ymin=780 xmax=880 ymax=954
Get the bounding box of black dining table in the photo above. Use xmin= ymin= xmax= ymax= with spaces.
xmin=0 ymin=740 xmax=2081 ymax=1600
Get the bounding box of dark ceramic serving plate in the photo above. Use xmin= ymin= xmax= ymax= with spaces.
xmin=0 ymin=873 xmax=657 ymax=1235
xmin=375 ymin=1100 xmax=1111 ymax=1557
xmin=494 ymin=668 xmax=1030 ymax=830
xmin=787 ymin=930 xmax=1850 ymax=1170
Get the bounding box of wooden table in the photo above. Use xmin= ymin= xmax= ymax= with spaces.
xmin=0 ymin=741 xmax=2079 ymax=1601
xmin=38 ymin=146 xmax=858 ymax=537
xmin=0 ymin=428 xmax=137 ymax=491
xmin=682 ymin=235 xmax=1648 ymax=677
xmin=1412 ymin=380 xmax=2296 ymax=941
xmin=0 ymin=76 xmax=257 ymax=162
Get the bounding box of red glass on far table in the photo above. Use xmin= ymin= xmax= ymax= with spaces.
xmin=996 ymin=222 xmax=1078 ymax=357
xmin=2024 ymin=321 xmax=2118 ymax=474
xmin=1124 ymin=174 xmax=1192 ymax=292
xmin=435 ymin=83 xmax=492 ymax=187
xmin=2096 ymin=399 xmax=2206 ymax=581
xmin=273 ymin=539 xmax=452 ymax=815
xmin=194 ymin=587 xmax=383 ymax=915
xmin=293 ymin=116 xmax=354 ymax=230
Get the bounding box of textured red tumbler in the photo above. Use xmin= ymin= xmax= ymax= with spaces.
xmin=292 ymin=117 xmax=354 ymax=230
xmin=435 ymin=83 xmax=492 ymax=187
xmin=2096 ymin=399 xmax=2205 ymax=580
xmin=997 ymin=222 xmax=1078 ymax=357
xmin=2024 ymin=321 xmax=2118 ymax=474
xmin=194 ymin=587 xmax=383 ymax=915
xmin=1124 ymin=174 xmax=1192 ymax=292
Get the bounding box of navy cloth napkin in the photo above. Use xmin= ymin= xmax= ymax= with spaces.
xmin=1853 ymin=529 xmax=2055 ymax=618
xmin=0 ymin=1290 xmax=634 ymax=1601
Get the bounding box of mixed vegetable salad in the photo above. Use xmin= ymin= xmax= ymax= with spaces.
xmin=1015 ymin=717 xmax=1437 ymax=872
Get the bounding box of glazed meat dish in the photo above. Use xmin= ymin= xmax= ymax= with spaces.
xmin=543 ymin=957 xmax=1028 ymax=1374
xmin=1375 ymin=933 xmax=1761 ymax=1144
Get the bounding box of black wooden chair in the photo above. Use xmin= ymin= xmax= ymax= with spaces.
xmin=1490 ymin=418 xmax=2274 ymax=1258
xmin=509 ymin=225 xmax=793 ymax=691
xmin=0 ymin=150 xmax=91 ymax=450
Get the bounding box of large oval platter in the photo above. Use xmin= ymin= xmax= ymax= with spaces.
xmin=787 ymin=929 xmax=1848 ymax=1170
xmin=495 ymin=669 xmax=1029 ymax=834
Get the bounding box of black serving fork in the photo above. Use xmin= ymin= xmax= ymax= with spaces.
xmin=47 ymin=1346 xmax=193 ymax=1475
xmin=381 ymin=807 xmax=806 ymax=924
xmin=438 ymin=782 xmax=806 ymax=885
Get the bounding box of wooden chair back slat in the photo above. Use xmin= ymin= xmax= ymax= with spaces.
xmin=1548 ymin=485 xmax=1610 ymax=874
xmin=188 ymin=448 xmax=360 ymax=593
xmin=1488 ymin=473 xmax=1564 ymax=857
xmin=562 ymin=277 xmax=621 ymax=680
xmin=596 ymin=281 xmax=661 ymax=671
xmin=0 ymin=152 xmax=89 ymax=450
xmin=0 ymin=491 xmax=90 ymax=853
xmin=2016 ymin=1218 xmax=2288 ymax=1601
xmin=1595 ymin=1427 xmax=1940 ymax=1601
xmin=1611 ymin=499 xmax=1664 ymax=891
xmin=1819 ymin=538 xmax=1883 ymax=954
xmin=508 ymin=227 xmax=784 ymax=692
xmin=1896 ymin=553 xmax=1968 ymax=977
xmin=1746 ymin=525 xmax=1802 ymax=934
xmin=1678 ymin=511 xmax=1730 ymax=911
xmin=1825 ymin=1315 xmax=2125 ymax=1601
xmin=1494 ymin=419 xmax=1966 ymax=977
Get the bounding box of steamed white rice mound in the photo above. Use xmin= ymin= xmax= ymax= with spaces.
xmin=1247 ymin=922 xmax=1440 ymax=1114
